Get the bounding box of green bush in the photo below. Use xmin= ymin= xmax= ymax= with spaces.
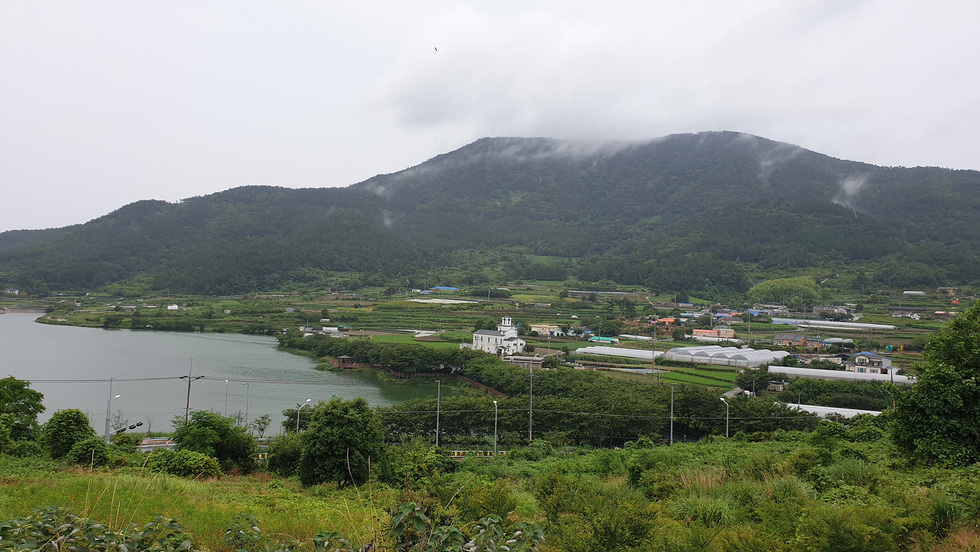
xmin=173 ymin=410 xmax=258 ymax=473
xmin=110 ymin=432 xmax=144 ymax=453
xmin=455 ymin=478 xmax=519 ymax=522
xmin=0 ymin=506 xmax=198 ymax=552
xmin=266 ymin=432 xmax=303 ymax=477
xmin=147 ymin=448 xmax=221 ymax=478
xmin=42 ymin=409 xmax=96 ymax=459
xmin=65 ymin=436 xmax=110 ymax=467
xmin=3 ymin=439 xmax=42 ymax=458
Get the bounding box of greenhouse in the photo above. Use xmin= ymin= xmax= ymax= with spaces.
xmin=664 ymin=345 xmax=789 ymax=368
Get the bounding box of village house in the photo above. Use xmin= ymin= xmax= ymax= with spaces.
xmin=529 ymin=324 xmax=564 ymax=337
xmin=773 ymin=333 xmax=807 ymax=347
xmin=466 ymin=317 xmax=526 ymax=355
xmin=692 ymin=327 xmax=736 ymax=339
xmin=812 ymin=305 xmax=851 ymax=318
xmin=502 ymin=355 xmax=545 ymax=369
xmin=845 ymin=351 xmax=894 ymax=374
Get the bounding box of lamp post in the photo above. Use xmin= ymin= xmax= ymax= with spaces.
xmin=435 ymin=380 xmax=441 ymax=448
xmin=669 ymin=383 xmax=675 ymax=446
xmin=241 ymin=382 xmax=250 ymax=428
xmin=493 ymin=400 xmax=498 ymax=455
xmin=296 ymin=398 xmax=311 ymax=432
xmin=224 ymin=379 xmax=229 ymax=416
xmin=720 ymin=397 xmax=730 ymax=438
xmin=104 ymin=377 xmax=120 ymax=444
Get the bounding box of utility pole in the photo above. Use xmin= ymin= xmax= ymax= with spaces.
xmin=104 ymin=378 xmax=120 ymax=444
xmin=528 ymin=365 xmax=534 ymax=443
xmin=435 ymin=379 xmax=441 ymax=448
xmin=179 ymin=361 xmax=203 ymax=424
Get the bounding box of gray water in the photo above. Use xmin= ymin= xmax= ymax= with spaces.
xmin=0 ymin=313 xmax=440 ymax=435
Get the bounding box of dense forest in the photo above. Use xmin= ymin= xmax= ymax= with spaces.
xmin=2 ymin=131 xmax=978 ymax=298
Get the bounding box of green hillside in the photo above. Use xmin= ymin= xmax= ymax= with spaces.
xmin=1 ymin=131 xmax=978 ymax=297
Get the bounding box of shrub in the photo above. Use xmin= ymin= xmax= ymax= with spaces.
xmin=383 ymin=438 xmax=457 ymax=489
xmin=456 ymin=478 xmax=519 ymax=522
xmin=3 ymin=439 xmax=42 ymax=458
xmin=266 ymin=432 xmax=303 ymax=477
xmin=65 ymin=436 xmax=110 ymax=467
xmin=111 ymin=432 xmax=144 ymax=453
xmin=42 ymin=409 xmax=96 ymax=459
xmin=173 ymin=410 xmax=258 ymax=473
xmin=0 ymin=506 xmax=198 ymax=552
xmin=147 ymin=448 xmax=221 ymax=478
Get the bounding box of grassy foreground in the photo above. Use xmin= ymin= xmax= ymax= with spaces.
xmin=0 ymin=456 xmax=389 ymax=551
xmin=5 ymin=426 xmax=980 ymax=552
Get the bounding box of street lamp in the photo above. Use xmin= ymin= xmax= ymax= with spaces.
xmin=435 ymin=380 xmax=441 ymax=448
xmin=241 ymin=382 xmax=250 ymax=428
xmin=224 ymin=379 xmax=229 ymax=416
xmin=296 ymin=398 xmax=311 ymax=432
xmin=720 ymin=397 xmax=730 ymax=438
xmin=493 ymin=400 xmax=498 ymax=455
xmin=104 ymin=386 xmax=120 ymax=444
xmin=669 ymin=384 xmax=675 ymax=446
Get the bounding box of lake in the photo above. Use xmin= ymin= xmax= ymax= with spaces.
xmin=0 ymin=313 xmax=441 ymax=435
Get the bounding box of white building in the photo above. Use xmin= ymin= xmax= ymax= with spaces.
xmin=845 ymin=352 xmax=894 ymax=374
xmin=468 ymin=317 xmax=526 ymax=355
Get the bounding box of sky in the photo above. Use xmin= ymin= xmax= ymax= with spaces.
xmin=1 ymin=1 xmax=978 ymax=232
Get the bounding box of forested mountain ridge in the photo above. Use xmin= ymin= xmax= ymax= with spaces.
xmin=1 ymin=131 xmax=978 ymax=296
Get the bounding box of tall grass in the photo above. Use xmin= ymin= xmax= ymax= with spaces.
xmin=0 ymin=461 xmax=392 ymax=551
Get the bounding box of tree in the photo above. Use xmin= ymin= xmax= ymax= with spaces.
xmin=298 ymin=397 xmax=385 ymax=487
xmin=43 ymin=409 xmax=96 ymax=459
xmin=892 ymin=300 xmax=980 ymax=465
xmin=110 ymin=410 xmax=129 ymax=433
xmin=0 ymin=376 xmax=45 ymax=441
xmin=173 ymin=410 xmax=258 ymax=473
xmin=250 ymin=414 xmax=272 ymax=438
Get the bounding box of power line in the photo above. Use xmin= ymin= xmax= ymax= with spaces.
xmin=16 ymin=376 xmax=361 ymax=386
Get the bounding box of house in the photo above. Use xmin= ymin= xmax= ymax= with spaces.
xmin=812 ymin=305 xmax=851 ymax=318
xmin=467 ymin=317 xmax=526 ymax=355
xmin=692 ymin=327 xmax=736 ymax=339
xmin=768 ymin=380 xmax=790 ymax=392
xmin=503 ymin=355 xmax=545 ymax=370
xmin=845 ymin=351 xmax=893 ymax=374
xmin=530 ymin=324 xmax=563 ymax=337
xmin=3 ymin=288 xmax=18 ymax=295
xmin=773 ymin=333 xmax=807 ymax=347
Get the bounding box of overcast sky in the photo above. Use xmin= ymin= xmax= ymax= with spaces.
xmin=1 ymin=1 xmax=977 ymax=232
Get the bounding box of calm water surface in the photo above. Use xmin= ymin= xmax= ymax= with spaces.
xmin=0 ymin=313 xmax=440 ymax=434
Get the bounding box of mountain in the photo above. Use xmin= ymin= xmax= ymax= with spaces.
xmin=1 ymin=131 xmax=978 ymax=297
